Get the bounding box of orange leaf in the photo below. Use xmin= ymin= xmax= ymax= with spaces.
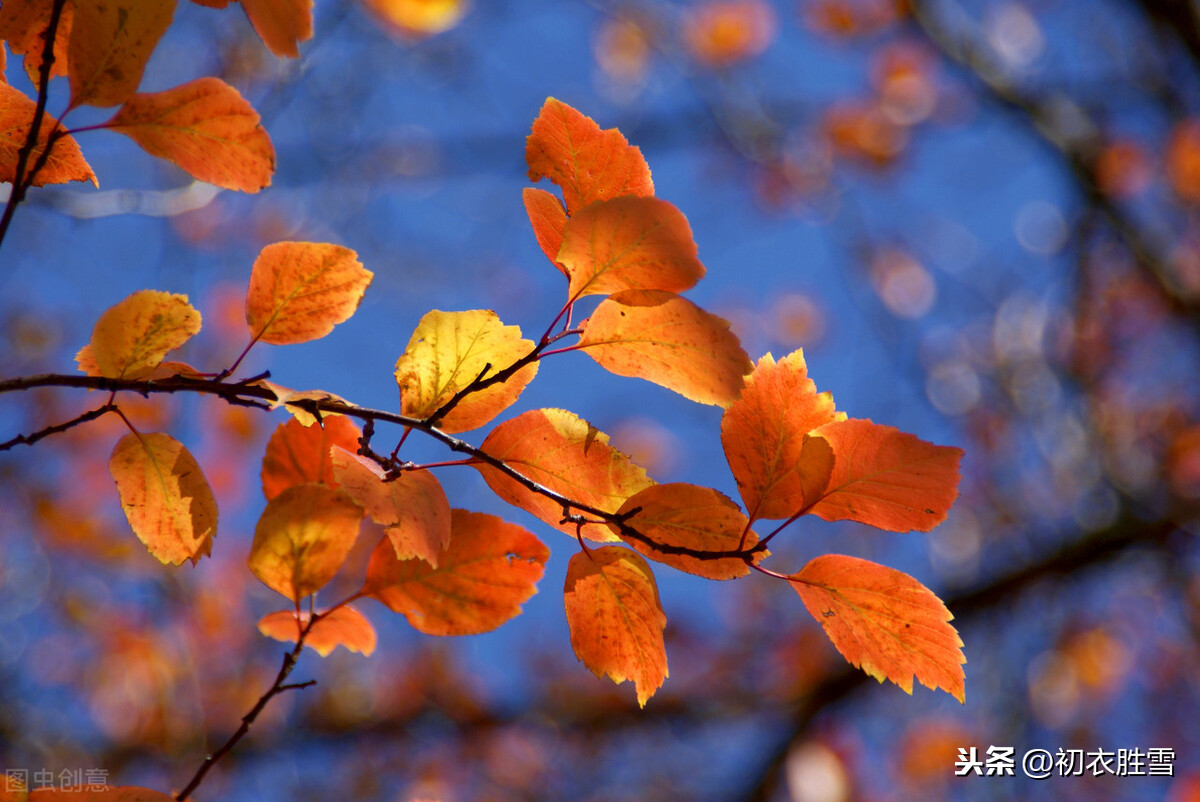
xmin=557 ymin=196 xmax=704 ymax=300
xmin=361 ymin=0 xmax=469 ymax=39
xmin=248 ymin=483 xmax=363 ymax=601
xmin=364 ymin=509 xmax=549 ymax=635
xmin=88 ymin=290 xmax=201 ymax=379
xmin=261 ymin=415 xmax=362 ymax=500
xmin=0 ymin=83 xmax=96 ymax=186
xmin=109 ymin=432 xmax=218 ymax=566
xmin=105 ymin=77 xmax=276 ymax=192
xmin=791 ymin=554 xmax=965 ymax=701
xmin=682 ymin=0 xmax=776 ymax=68
xmin=67 ymin=0 xmax=175 ymax=108
xmin=613 ymin=483 xmax=760 ymax=580
xmin=394 ymin=309 xmax=538 ymax=433
xmin=0 ymin=0 xmax=73 ymax=83
xmin=720 ymin=350 xmax=845 ymax=520
xmin=525 ymin=97 xmax=654 ymax=215
xmin=474 ymin=408 xmax=654 ymax=542
xmin=245 ymin=241 xmax=373 ymax=345
xmin=523 ymin=186 xmax=568 ymax=275
xmin=257 ymin=606 xmax=377 ymax=656
xmin=331 ymin=446 xmax=451 ymax=567
xmin=578 ymin=289 xmax=752 ymax=406
xmin=241 ymin=0 xmax=313 ymax=58
xmin=564 ymin=546 xmax=668 ymax=707
xmin=801 ymin=418 xmax=963 ymax=532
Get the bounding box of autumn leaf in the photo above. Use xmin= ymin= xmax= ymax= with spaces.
xmin=526 ymin=97 xmax=654 ymax=214
xmin=557 ymin=197 xmax=705 ymax=300
xmin=109 ymin=432 xmax=218 ymax=566
xmin=0 ymin=0 xmax=73 ymax=83
xmin=68 ymin=0 xmax=176 ymax=109
xmin=474 ymin=408 xmax=655 ymax=542
xmin=523 ymin=187 xmax=568 ymax=275
xmin=241 ymin=0 xmax=313 ymax=58
xmin=394 ymin=309 xmax=538 ymax=433
xmin=258 ymin=606 xmax=377 ymax=656
xmin=578 ymin=289 xmax=752 ymax=406
xmin=613 ymin=483 xmax=761 ymax=580
xmin=261 ymin=416 xmax=363 ymax=501
xmin=364 ymin=509 xmax=549 ymax=635
xmin=564 ymin=547 xmax=668 ymax=707
xmin=331 ymin=446 xmax=451 ymax=567
xmin=362 ymin=0 xmax=469 ymax=39
xmin=720 ymin=350 xmax=845 ymax=520
xmin=88 ymin=290 xmax=201 ymax=380
xmin=791 ymin=554 xmax=965 ymax=701
xmin=105 ymin=77 xmax=276 ymax=192
xmin=0 ymin=83 xmax=96 ymax=186
xmin=682 ymin=0 xmax=777 ymax=68
xmin=248 ymin=483 xmax=364 ymax=601
xmin=245 ymin=241 xmax=374 ymax=345
xmin=800 ymin=418 xmax=964 ymax=532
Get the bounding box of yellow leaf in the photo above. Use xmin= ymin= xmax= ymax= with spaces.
xmin=245 ymin=241 xmax=373 ymax=346
xmin=68 ymin=0 xmax=176 ymax=109
xmin=720 ymin=350 xmax=845 ymax=520
xmin=241 ymin=0 xmax=313 ymax=57
xmin=364 ymin=509 xmax=548 ymax=635
xmin=557 ymin=196 xmax=705 ymax=300
xmin=106 ymin=77 xmax=276 ymax=192
xmin=331 ymin=446 xmax=451 ymax=567
xmin=579 ymin=289 xmax=752 ymax=406
xmin=248 ymin=483 xmax=363 ymax=601
xmin=88 ymin=290 xmax=201 ymax=380
xmin=564 ymin=547 xmax=668 ymax=707
xmin=791 ymin=554 xmax=965 ymax=701
xmin=109 ymin=432 xmax=217 ymax=566
xmin=361 ymin=0 xmax=469 ymax=39
xmin=613 ymin=483 xmax=760 ymax=580
xmin=257 ymin=606 xmax=377 ymax=656
xmin=394 ymin=309 xmax=537 ymax=433
xmin=474 ymin=408 xmax=654 ymax=542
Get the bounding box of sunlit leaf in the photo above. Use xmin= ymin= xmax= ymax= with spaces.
xmin=109 ymin=432 xmax=217 ymax=566
xmin=248 ymin=483 xmax=363 ymax=601
xmin=0 ymin=0 xmax=73 ymax=83
xmin=257 ymin=606 xmax=377 ymax=656
xmin=564 ymin=546 xmax=668 ymax=707
xmin=474 ymin=408 xmax=655 ymax=542
xmin=557 ymin=197 xmax=705 ymax=300
xmin=245 ymin=241 xmax=373 ymax=345
xmin=579 ymin=289 xmax=752 ymax=406
xmin=261 ymin=416 xmax=362 ymax=501
xmin=364 ymin=509 xmax=549 ymax=635
xmin=331 ymin=446 xmax=451 ymax=566
xmin=88 ymin=290 xmax=201 ymax=380
xmin=682 ymin=0 xmax=776 ymax=68
xmin=68 ymin=0 xmax=175 ymax=108
xmin=523 ymin=186 xmax=568 ymax=275
xmin=394 ymin=309 xmax=538 ymax=433
xmin=720 ymin=350 xmax=845 ymax=520
xmin=526 ymin=97 xmax=654 ymax=215
xmin=241 ymin=0 xmax=313 ymax=57
xmin=361 ymin=0 xmax=469 ymax=39
xmin=801 ymin=418 xmax=963 ymax=532
xmin=791 ymin=554 xmax=965 ymax=701
xmin=106 ymin=77 xmax=275 ymax=193
xmin=613 ymin=483 xmax=760 ymax=580
xmin=0 ymin=83 xmax=96 ymax=186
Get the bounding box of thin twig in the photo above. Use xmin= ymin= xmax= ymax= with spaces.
xmin=0 ymin=402 xmax=116 ymax=451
